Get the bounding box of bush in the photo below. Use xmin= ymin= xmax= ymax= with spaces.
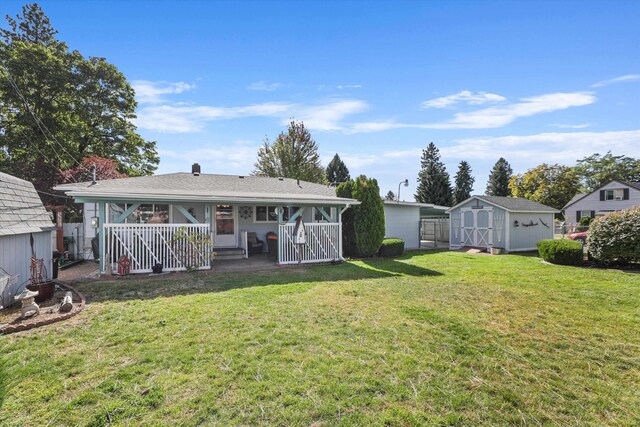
xmin=537 ymin=239 xmax=584 ymax=266
xmin=337 ymin=175 xmax=386 ymax=258
xmin=577 ymin=216 xmax=592 ymax=232
xmin=379 ymin=238 xmax=404 ymax=257
xmin=588 ymin=207 xmax=640 ymax=265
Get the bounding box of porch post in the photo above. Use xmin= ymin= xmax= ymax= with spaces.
xmin=277 ymin=207 xmax=283 ymax=264
xmin=98 ymin=202 xmax=106 ymax=273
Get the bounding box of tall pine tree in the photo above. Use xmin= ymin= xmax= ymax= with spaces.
xmin=486 ymin=157 xmax=513 ymax=196
xmin=415 ymin=142 xmax=453 ymax=206
xmin=453 ymin=161 xmax=474 ymax=205
xmin=325 ymin=153 xmax=351 ymax=184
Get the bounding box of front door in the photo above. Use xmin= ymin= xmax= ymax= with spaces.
xmin=214 ymin=205 xmax=237 ymax=247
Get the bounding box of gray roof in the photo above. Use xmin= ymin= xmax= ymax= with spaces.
xmin=621 ymin=181 xmax=640 ymax=191
xmin=563 ymin=180 xmax=640 ymax=209
xmin=0 ymin=172 xmax=54 ymax=237
xmin=563 ymin=193 xmax=587 ymax=209
xmin=55 ymin=173 xmax=357 ymax=205
xmin=475 ymin=195 xmax=558 ymax=212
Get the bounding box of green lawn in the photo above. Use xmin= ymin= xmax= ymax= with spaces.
xmin=1 ymin=251 xmax=639 ymax=426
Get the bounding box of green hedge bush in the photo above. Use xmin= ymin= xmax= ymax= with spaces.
xmin=588 ymin=207 xmax=640 ymax=265
xmin=378 ymin=238 xmax=404 ymax=257
xmin=537 ymin=239 xmax=584 ymax=266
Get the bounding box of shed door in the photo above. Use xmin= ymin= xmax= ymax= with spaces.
xmin=475 ymin=209 xmax=493 ymax=248
xmin=462 ymin=210 xmax=475 ymax=246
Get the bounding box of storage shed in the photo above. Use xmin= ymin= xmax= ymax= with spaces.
xmin=0 ymin=172 xmax=55 ymax=308
xmin=383 ymin=201 xmax=449 ymax=249
xmin=448 ymin=196 xmax=558 ymax=252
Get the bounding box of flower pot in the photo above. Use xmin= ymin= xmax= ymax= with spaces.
xmin=27 ymin=281 xmax=56 ymax=303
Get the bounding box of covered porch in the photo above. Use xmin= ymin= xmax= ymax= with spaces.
xmin=95 ymin=201 xmax=350 ymax=274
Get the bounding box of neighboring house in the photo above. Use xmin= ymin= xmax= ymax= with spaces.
xmin=448 ymin=195 xmax=558 ymax=252
xmin=563 ymin=180 xmax=640 ymax=228
xmin=55 ymin=164 xmax=358 ymax=274
xmin=0 ymin=172 xmax=55 ymax=308
xmin=383 ymin=201 xmax=449 ymax=249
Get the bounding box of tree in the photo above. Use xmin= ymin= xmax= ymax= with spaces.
xmin=337 ymin=175 xmax=386 ymax=257
xmin=385 ymin=190 xmax=396 ymax=201
xmin=509 ymin=163 xmax=581 ymax=211
xmin=453 ymin=160 xmax=474 ymax=205
xmin=415 ymin=142 xmax=453 ymax=206
xmin=326 ymin=153 xmax=350 ymax=184
xmin=59 ymin=155 xmax=127 ymax=184
xmin=0 ymin=3 xmax=158 ymax=203
xmin=485 ymin=157 xmax=513 ymax=196
xmin=253 ymin=120 xmax=325 ymax=183
xmin=575 ymin=151 xmax=640 ymax=191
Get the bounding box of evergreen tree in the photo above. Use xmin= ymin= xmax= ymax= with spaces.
xmin=337 ymin=175 xmax=386 ymax=257
xmin=486 ymin=157 xmax=513 ymax=196
xmin=385 ymin=190 xmax=396 ymax=201
xmin=253 ymin=120 xmax=325 ymax=183
xmin=453 ymin=161 xmax=474 ymax=204
xmin=325 ymin=153 xmax=351 ymax=184
xmin=415 ymin=142 xmax=453 ymax=206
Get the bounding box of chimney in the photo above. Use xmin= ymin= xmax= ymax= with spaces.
xmin=192 ymin=163 xmax=201 ymax=176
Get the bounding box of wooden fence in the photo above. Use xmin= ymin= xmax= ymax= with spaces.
xmin=278 ymin=223 xmax=341 ymax=265
xmin=103 ymin=224 xmax=212 ymax=274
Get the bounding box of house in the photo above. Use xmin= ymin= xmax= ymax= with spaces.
xmin=562 ymin=180 xmax=640 ymax=229
xmin=382 ymin=201 xmax=449 ymax=249
xmin=0 ymin=172 xmax=55 ymax=308
xmin=55 ymin=164 xmax=358 ymax=274
xmin=448 ymin=195 xmax=558 ymax=252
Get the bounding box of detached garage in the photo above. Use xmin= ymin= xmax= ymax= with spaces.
xmin=383 ymin=201 xmax=448 ymax=249
xmin=448 ymin=196 xmax=558 ymax=252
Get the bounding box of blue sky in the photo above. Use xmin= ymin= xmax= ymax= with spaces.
xmin=2 ymin=0 xmax=639 ymax=199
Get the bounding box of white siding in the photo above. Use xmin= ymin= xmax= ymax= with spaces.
xmin=565 ymin=181 xmax=640 ymax=226
xmin=508 ymin=213 xmax=555 ymax=251
xmin=384 ymin=205 xmax=419 ymax=249
xmin=0 ymin=231 xmax=53 ymax=308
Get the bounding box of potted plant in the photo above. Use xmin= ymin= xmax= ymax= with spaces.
xmin=26 ymin=257 xmax=55 ymax=303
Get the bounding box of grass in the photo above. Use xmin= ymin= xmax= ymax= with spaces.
xmin=1 ymin=250 xmax=639 ymax=426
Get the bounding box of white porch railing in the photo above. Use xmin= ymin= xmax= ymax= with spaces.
xmin=103 ymin=224 xmax=212 ymax=274
xmin=278 ymin=223 xmax=341 ymax=265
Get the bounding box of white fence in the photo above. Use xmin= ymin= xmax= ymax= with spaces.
xmin=103 ymin=224 xmax=212 ymax=274
xmin=279 ymin=223 xmax=341 ymax=265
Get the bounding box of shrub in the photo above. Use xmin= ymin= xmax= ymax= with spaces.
xmin=337 ymin=175 xmax=386 ymax=258
xmin=588 ymin=207 xmax=640 ymax=265
xmin=537 ymin=239 xmax=584 ymax=266
xmin=577 ymin=216 xmax=592 ymax=232
xmin=378 ymin=238 xmax=404 ymax=257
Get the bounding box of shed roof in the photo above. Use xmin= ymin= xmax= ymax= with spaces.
xmin=448 ymin=195 xmax=559 ymax=213
xmin=55 ymin=173 xmax=357 ymax=205
xmin=0 ymin=172 xmax=54 ymax=237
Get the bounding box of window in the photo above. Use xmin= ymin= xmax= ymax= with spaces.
xmin=108 ymin=203 xmax=169 ymax=224
xmin=314 ymin=207 xmax=334 ymax=222
xmin=579 ymin=210 xmax=592 ymax=219
xmin=605 ymin=189 xmax=625 ymax=200
xmin=254 ymin=206 xmax=299 ymax=222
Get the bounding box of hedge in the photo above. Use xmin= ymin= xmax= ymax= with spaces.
xmin=588 ymin=207 xmax=640 ymax=265
xmin=537 ymin=239 xmax=584 ymax=266
xmin=378 ymin=238 xmax=404 ymax=257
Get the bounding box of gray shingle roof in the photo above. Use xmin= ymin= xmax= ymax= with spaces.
xmin=55 ymin=173 xmax=355 ymax=205
xmin=0 ymin=172 xmax=55 ymax=236
xmin=563 ymin=193 xmax=587 ymax=209
xmin=475 ymin=195 xmax=558 ymax=212
xmin=621 ymin=181 xmax=640 ymax=191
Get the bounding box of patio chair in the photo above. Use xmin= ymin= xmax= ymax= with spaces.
xmin=247 ymin=232 xmax=264 ymax=255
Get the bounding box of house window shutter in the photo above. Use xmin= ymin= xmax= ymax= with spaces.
xmin=623 ymin=188 xmax=629 ymax=200
xmin=600 ymin=190 xmax=605 ymax=201
xmin=590 ymin=210 xmax=595 ymax=219
xmin=576 ymin=211 xmax=580 ymax=222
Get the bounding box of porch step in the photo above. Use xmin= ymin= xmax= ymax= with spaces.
xmin=214 ymin=247 xmax=246 ymax=260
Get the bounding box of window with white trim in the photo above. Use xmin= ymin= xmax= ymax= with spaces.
xmin=254 ymin=206 xmax=299 ymax=223
xmin=579 ymin=210 xmax=592 ymax=219
xmin=605 ymin=189 xmax=624 ymax=200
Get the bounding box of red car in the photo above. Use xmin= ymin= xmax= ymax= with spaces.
xmin=568 ymin=231 xmax=588 ymax=245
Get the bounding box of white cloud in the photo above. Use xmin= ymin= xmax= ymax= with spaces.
xmin=348 ymin=91 xmax=596 ymax=133
xmin=135 ymin=102 xmax=294 ymax=133
xmin=337 ymin=84 xmax=362 ymax=89
xmin=550 ymin=123 xmax=592 ymax=129
xmin=439 ymin=130 xmax=640 ymax=163
xmin=295 ymin=100 xmax=369 ymax=131
xmin=135 ymin=99 xmax=368 ymax=133
xmin=421 ymin=90 xmax=506 ymax=108
xmin=159 ymin=142 xmax=260 ymax=171
xmin=247 ymin=81 xmax=283 ymax=91
xmin=132 ymin=80 xmax=195 ymax=104
xmin=591 ymin=74 xmax=640 ymax=88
